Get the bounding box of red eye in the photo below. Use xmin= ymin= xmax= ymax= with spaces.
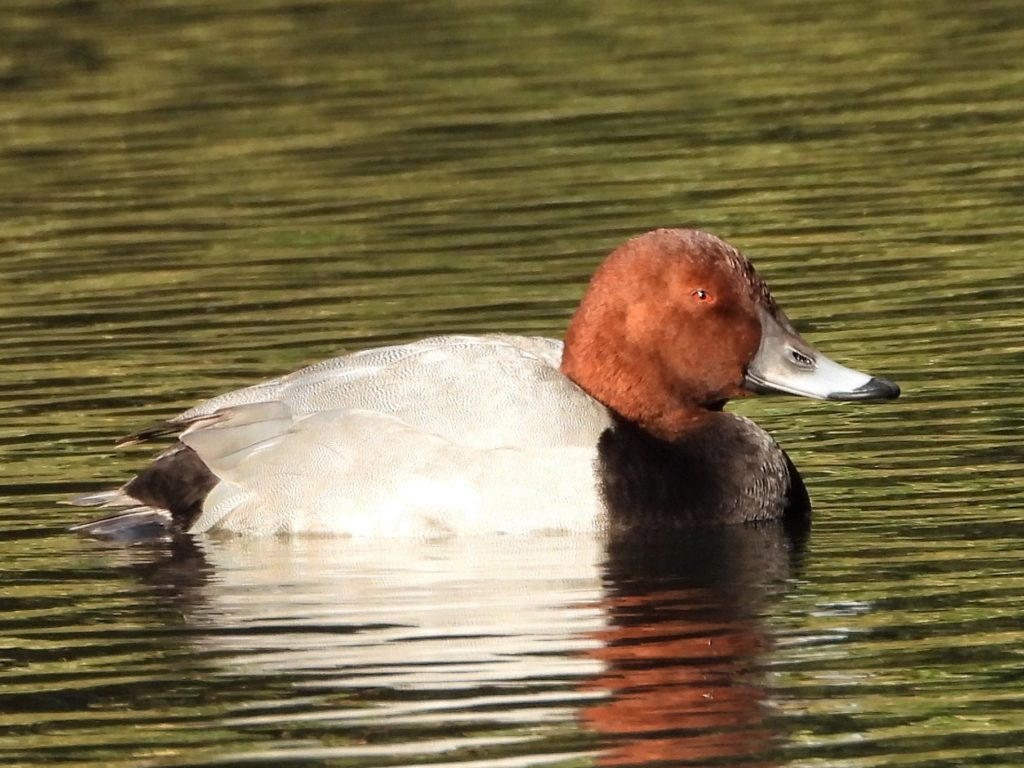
xmin=691 ymin=289 xmax=714 ymax=303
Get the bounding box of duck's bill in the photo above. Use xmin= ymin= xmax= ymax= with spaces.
xmin=743 ymin=310 xmax=900 ymax=402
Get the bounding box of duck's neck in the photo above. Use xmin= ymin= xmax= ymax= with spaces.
xmin=561 ymin=313 xmax=719 ymax=442
xmin=595 ymin=411 xmax=809 ymax=528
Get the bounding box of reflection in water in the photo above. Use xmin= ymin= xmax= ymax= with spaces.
xmin=118 ymin=534 xmax=608 ymax=763
xmin=583 ymin=524 xmax=805 ymax=766
xmin=107 ymin=525 xmax=804 ymax=765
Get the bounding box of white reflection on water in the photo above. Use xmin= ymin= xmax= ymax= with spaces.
xmin=120 ymin=524 xmax=799 ymax=765
xmin=177 ymin=535 xmax=608 ymax=764
xmin=190 ymin=535 xmax=608 ymax=683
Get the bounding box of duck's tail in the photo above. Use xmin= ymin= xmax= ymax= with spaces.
xmin=66 ymin=486 xmax=171 ymax=539
xmin=67 ymin=442 xmax=218 ymax=539
xmin=69 ymin=402 xmax=295 ymax=538
xmin=67 ymin=503 xmax=172 ymax=540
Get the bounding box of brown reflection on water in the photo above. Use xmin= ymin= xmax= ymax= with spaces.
xmin=580 ymin=525 xmax=804 ymax=766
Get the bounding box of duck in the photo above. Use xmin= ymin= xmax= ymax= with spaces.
xmin=70 ymin=228 xmax=899 ymax=537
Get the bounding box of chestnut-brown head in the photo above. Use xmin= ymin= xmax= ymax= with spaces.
xmin=560 ymin=228 xmax=898 ymax=440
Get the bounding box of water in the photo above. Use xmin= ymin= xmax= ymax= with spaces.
xmin=3 ymin=0 xmax=1024 ymax=765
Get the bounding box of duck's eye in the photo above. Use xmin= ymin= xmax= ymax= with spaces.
xmin=691 ymin=289 xmax=714 ymax=303
xmin=788 ymin=348 xmax=815 ymax=368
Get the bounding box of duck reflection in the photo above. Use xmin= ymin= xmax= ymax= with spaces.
xmin=89 ymin=521 xmax=804 ymax=765
xmin=581 ymin=522 xmax=806 ymax=766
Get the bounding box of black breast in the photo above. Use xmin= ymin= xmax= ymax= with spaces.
xmin=597 ymin=413 xmax=809 ymax=529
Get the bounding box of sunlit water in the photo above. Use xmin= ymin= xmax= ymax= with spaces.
xmin=2 ymin=1 xmax=1024 ymax=766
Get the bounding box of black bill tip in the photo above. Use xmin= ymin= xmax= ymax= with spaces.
xmin=827 ymin=376 xmax=901 ymax=402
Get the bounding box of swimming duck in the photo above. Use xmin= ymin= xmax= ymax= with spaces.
xmin=71 ymin=228 xmax=899 ymax=537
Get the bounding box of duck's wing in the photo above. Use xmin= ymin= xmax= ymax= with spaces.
xmin=74 ymin=335 xmax=612 ymax=536
xmin=132 ymin=335 xmax=607 ymax=450
xmin=183 ymin=404 xmax=607 ymax=536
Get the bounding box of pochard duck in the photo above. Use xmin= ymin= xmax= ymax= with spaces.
xmin=72 ymin=228 xmax=899 ymax=537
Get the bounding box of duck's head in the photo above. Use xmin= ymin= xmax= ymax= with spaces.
xmin=560 ymin=228 xmax=899 ymax=440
